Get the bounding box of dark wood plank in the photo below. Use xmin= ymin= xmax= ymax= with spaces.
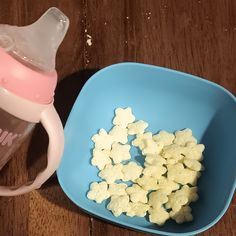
xmin=84 ymin=0 xmax=127 ymax=68
xmin=91 ymin=217 xmax=149 ymax=236
xmin=28 ymin=180 xmax=90 ymax=236
xmin=0 ymin=0 xmax=235 ymax=236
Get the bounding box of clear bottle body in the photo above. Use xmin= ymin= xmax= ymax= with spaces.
xmin=0 ymin=108 xmax=35 ymax=170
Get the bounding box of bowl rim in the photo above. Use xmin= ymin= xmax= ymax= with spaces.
xmin=57 ymin=62 xmax=236 ymax=236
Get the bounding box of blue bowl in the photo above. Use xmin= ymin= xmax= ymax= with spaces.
xmin=57 ymin=63 xmax=236 ymax=236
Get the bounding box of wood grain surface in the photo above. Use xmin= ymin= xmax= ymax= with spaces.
xmin=0 ymin=0 xmax=235 ymax=235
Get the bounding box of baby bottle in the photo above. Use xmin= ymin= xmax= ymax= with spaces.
xmin=0 ymin=7 xmax=69 ymax=196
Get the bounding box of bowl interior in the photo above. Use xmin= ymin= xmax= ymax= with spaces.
xmin=57 ymin=63 xmax=236 ymax=235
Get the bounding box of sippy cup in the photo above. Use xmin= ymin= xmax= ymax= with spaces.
xmin=0 ymin=7 xmax=69 ymax=196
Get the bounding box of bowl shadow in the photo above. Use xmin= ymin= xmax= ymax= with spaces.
xmin=26 ymin=69 xmax=99 ymax=213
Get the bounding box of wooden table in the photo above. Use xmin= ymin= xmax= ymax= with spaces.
xmin=0 ymin=1 xmax=235 ymax=235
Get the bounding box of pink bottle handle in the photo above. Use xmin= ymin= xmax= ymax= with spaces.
xmin=0 ymin=104 xmax=64 ymax=196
